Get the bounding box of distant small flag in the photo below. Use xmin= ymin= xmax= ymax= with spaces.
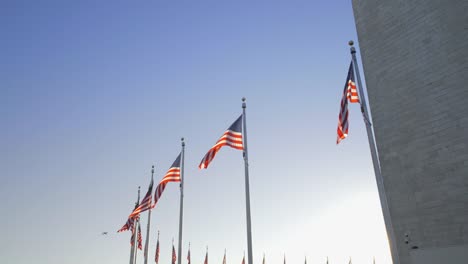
xmin=262 ymin=254 xmax=265 ymax=264
xmin=137 ymin=224 xmax=142 ymax=250
xmin=283 ymin=254 xmax=286 ymax=264
xmin=187 ymin=244 xmax=191 ymax=264
xmin=204 ymin=249 xmax=208 ymax=264
xmin=199 ymin=115 xmax=243 ymax=169
xmin=155 ymin=233 xmax=160 ymax=264
xmin=337 ymin=61 xmax=359 ymax=144
xmin=172 ymin=245 xmax=177 ymax=264
xmin=129 ymin=179 xmax=154 ymax=218
xmin=153 ymin=154 xmax=181 ymax=208
xmin=241 ymin=255 xmax=245 ymax=264
xmin=222 ymin=250 xmax=226 ymax=264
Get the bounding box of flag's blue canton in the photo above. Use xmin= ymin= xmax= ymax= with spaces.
xmin=228 ymin=115 xmax=243 ymax=132
xmin=171 ymin=153 xmax=181 ymax=168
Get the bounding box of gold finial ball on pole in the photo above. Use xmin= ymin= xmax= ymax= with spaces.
xmin=242 ymin=97 xmax=246 ymax=102
xmin=181 ymin=137 xmax=184 ymax=142
xmin=348 ymin=40 xmax=354 ymax=46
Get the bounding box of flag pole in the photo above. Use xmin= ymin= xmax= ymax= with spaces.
xmin=242 ymin=97 xmax=254 ymax=264
xmin=130 ymin=225 xmax=135 ymax=264
xmin=134 ymin=219 xmax=140 ymax=264
xmin=177 ymin=138 xmax=186 ymax=264
xmin=144 ymin=166 xmax=155 ymax=264
xmin=130 ymin=187 xmax=141 ymax=264
xmin=349 ymin=40 xmax=400 ymax=264
xmin=131 ymin=187 xmax=141 ymax=264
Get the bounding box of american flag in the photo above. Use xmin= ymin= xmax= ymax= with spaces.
xmin=241 ymin=256 xmax=244 ymax=264
xmin=137 ymin=223 xmax=142 ymax=250
xmin=172 ymin=245 xmax=177 ymax=264
xmin=155 ymin=234 xmax=160 ymax=264
xmin=199 ymin=115 xmax=243 ymax=169
xmin=337 ymin=62 xmax=359 ymax=144
xmin=129 ymin=179 xmax=154 ymax=219
xmin=222 ymin=251 xmax=226 ymax=264
xmin=130 ymin=224 xmax=136 ymax=246
xmin=118 ymin=202 xmax=140 ymax=232
xmin=118 ymin=215 xmax=136 ymax=233
xmin=153 ymin=153 xmax=181 ymax=208
xmin=204 ymin=251 xmax=208 ymax=264
xmin=187 ymin=246 xmax=191 ymax=264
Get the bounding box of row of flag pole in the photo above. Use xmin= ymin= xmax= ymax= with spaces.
xmin=153 ymin=237 xmax=376 ymax=264
xmin=120 ymin=98 xmax=252 ymax=264
xmin=119 ymin=42 xmax=397 ymax=264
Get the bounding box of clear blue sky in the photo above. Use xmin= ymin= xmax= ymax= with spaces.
xmin=1 ymin=1 xmax=391 ymax=264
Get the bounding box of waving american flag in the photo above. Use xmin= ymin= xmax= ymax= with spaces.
xmin=199 ymin=115 xmax=243 ymax=169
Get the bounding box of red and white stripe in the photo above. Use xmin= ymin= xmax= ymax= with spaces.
xmin=346 ymin=79 xmax=359 ymax=103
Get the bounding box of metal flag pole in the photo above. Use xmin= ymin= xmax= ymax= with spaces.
xmin=130 ymin=187 xmax=141 ymax=264
xmin=242 ymin=97 xmax=254 ymax=264
xmin=177 ymin=138 xmax=186 ymax=264
xmin=130 ymin=225 xmax=135 ymax=264
xmin=144 ymin=166 xmax=155 ymax=264
xmin=134 ymin=219 xmax=140 ymax=264
xmin=131 ymin=187 xmax=141 ymax=264
xmin=349 ymin=40 xmax=400 ymax=264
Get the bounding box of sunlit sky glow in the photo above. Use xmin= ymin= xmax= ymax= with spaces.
xmin=1 ymin=1 xmax=392 ymax=264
